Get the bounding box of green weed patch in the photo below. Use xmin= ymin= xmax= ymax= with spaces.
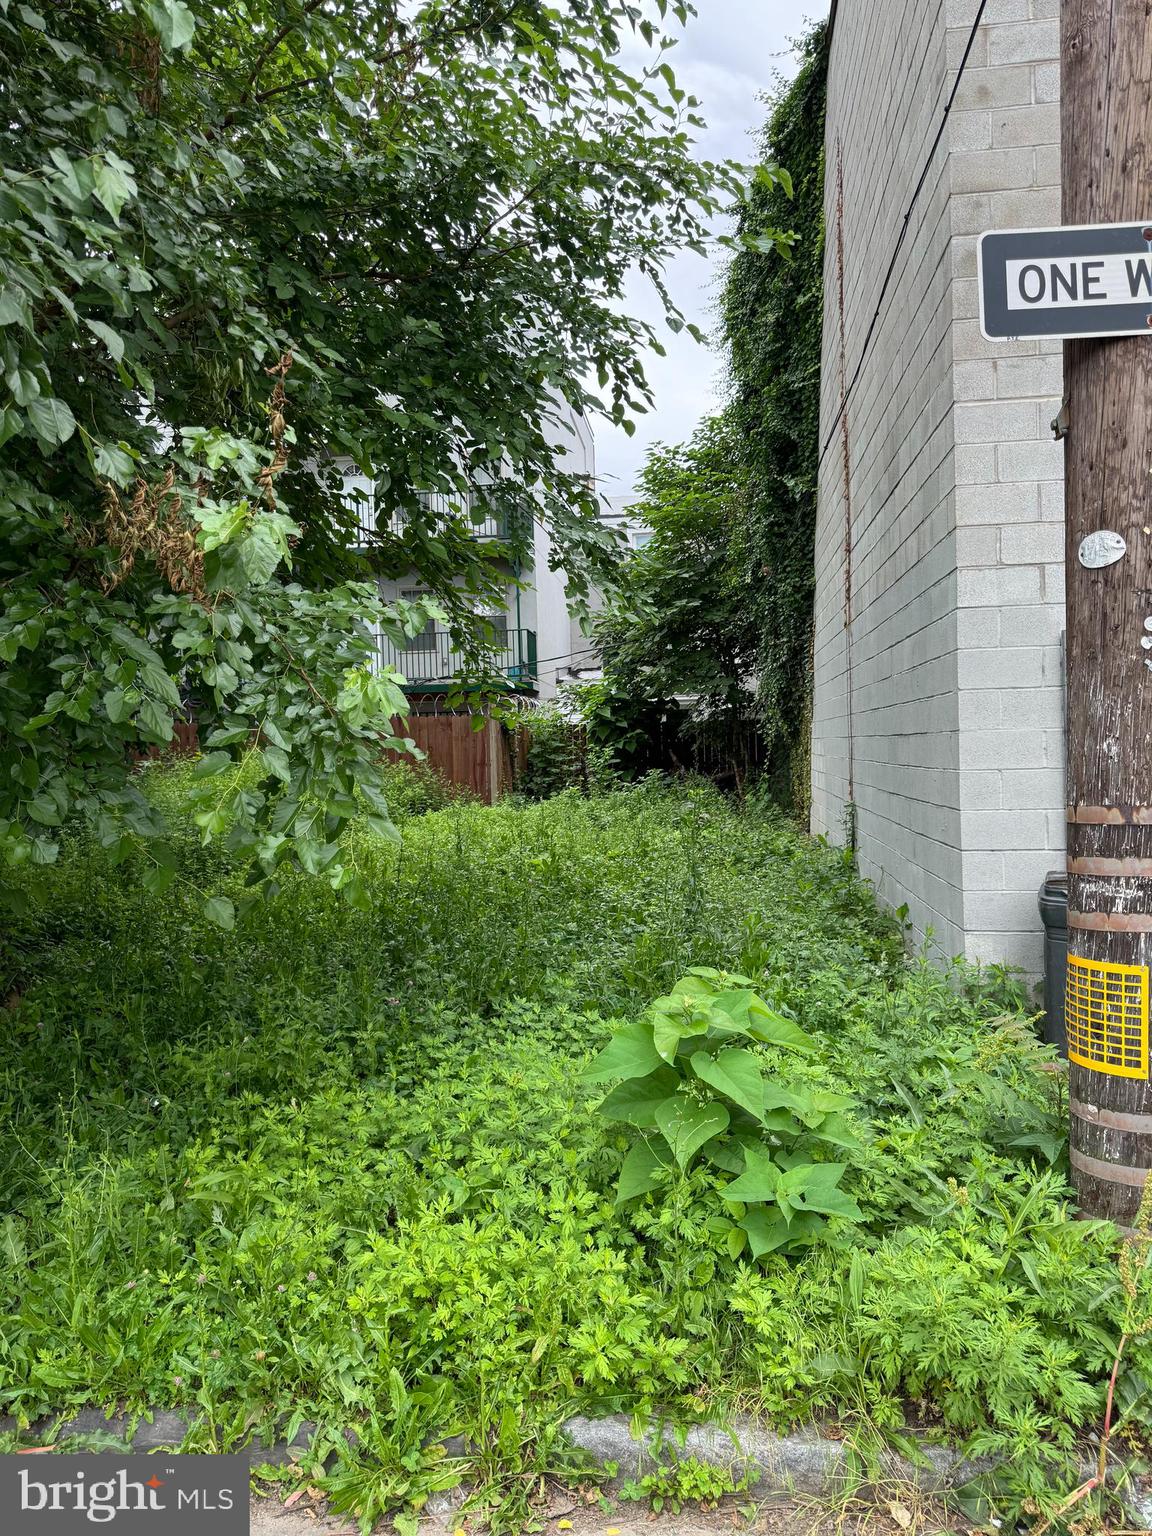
xmin=0 ymin=772 xmax=1147 ymax=1528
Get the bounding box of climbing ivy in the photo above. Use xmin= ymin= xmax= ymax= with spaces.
xmin=722 ymin=22 xmax=828 ymax=818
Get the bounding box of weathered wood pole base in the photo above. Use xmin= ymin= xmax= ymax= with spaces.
xmin=1064 ymin=325 xmax=1152 ymax=1220
xmin=1063 ymin=0 xmax=1152 ymax=1218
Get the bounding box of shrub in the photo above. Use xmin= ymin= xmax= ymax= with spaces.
xmin=585 ymin=969 xmax=862 ymax=1257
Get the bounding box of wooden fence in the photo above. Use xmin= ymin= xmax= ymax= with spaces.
xmin=392 ymin=712 xmax=524 ymax=804
xmin=135 ymin=708 xmax=523 ymax=805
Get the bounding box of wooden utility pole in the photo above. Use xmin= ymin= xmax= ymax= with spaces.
xmin=1063 ymin=0 xmax=1152 ymax=1221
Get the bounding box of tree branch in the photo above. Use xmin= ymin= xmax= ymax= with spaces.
xmin=228 ymin=0 xmax=325 ymax=120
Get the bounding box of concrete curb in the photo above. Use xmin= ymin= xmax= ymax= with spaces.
xmin=563 ymin=1414 xmax=986 ymax=1496
xmin=5 ymin=1408 xmax=1149 ymax=1526
xmin=0 ymin=1408 xmax=990 ymax=1492
xmin=0 ymin=1410 xmax=316 ymax=1467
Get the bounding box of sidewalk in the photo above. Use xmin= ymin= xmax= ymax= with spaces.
xmin=249 ymin=1489 xmax=961 ymax=1536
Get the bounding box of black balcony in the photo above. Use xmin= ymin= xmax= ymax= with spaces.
xmin=380 ymin=628 xmax=538 ymax=692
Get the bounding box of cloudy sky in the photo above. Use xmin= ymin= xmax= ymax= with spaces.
xmin=596 ymin=0 xmax=828 ymax=506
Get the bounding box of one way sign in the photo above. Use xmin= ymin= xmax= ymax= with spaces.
xmin=978 ymin=221 xmax=1152 ymax=340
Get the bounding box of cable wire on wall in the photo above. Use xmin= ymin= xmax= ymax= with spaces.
xmin=817 ymin=0 xmax=990 ymax=469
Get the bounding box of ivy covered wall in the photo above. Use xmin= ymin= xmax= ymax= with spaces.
xmin=722 ymin=23 xmax=828 ymax=821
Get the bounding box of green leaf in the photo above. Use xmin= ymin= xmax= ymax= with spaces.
xmin=580 ymin=1019 xmax=662 ymax=1084
xmin=84 ymin=319 xmax=125 ymax=364
xmin=741 ymin=1206 xmax=825 ymax=1258
xmin=261 ymin=743 xmax=291 ymax=782
xmin=810 ymin=1112 xmax=863 ymax=1150
xmin=296 ymin=839 xmax=340 ymax=875
xmin=722 ymin=1142 xmax=779 ymax=1204
xmin=649 ymin=993 xmax=711 ymax=1062
xmin=702 ymin=1137 xmax=746 ymax=1173
xmin=761 ymin=1083 xmax=807 ymax=1116
xmin=0 ymin=406 xmax=23 ymax=450
xmin=26 ymin=794 xmax=62 ymax=827
xmin=779 ymin=1086 xmax=855 ymax=1129
xmin=689 ymin=1047 xmax=763 ymax=1119
xmin=1006 ymin=1130 xmax=1066 ymax=1166
xmin=92 ymin=440 xmax=136 ymax=483
xmin=143 ymin=0 xmax=197 ymax=49
xmin=685 ymin=966 xmax=757 ymax=987
xmin=138 ymin=695 xmax=172 ymax=742
xmin=204 ymin=895 xmax=235 ymax=931
xmin=364 ymin=813 xmax=401 ymax=845
xmin=92 ymin=156 xmax=135 ymax=224
xmin=744 ymin=1002 xmax=815 ymax=1052
xmin=654 ymin=1094 xmax=729 ymax=1171
xmin=191 ymin=750 xmax=232 ymax=778
xmin=143 ymin=863 xmax=176 ymax=896
xmin=775 ymin=1163 xmax=862 ymax=1222
xmin=237 ymin=519 xmax=290 ymax=585
xmin=598 ymin=1066 xmax=680 ymax=1128
xmin=652 ymin=1010 xmax=688 ymax=1062
xmin=615 ymin=1138 xmax=672 ymax=1203
xmin=707 ymin=989 xmax=759 ymax=1027
xmin=141 ymin=663 xmax=181 ymax=708
xmin=338 ymin=873 xmax=372 ymax=912
xmin=0 ymin=285 xmax=32 ymax=328
xmin=5 ymin=365 xmax=39 ymax=406
xmin=26 ymin=396 xmax=76 ymax=447
xmin=102 ymin=688 xmax=133 ymax=724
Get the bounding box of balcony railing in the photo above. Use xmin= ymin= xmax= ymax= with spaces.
xmin=380 ymin=628 xmax=538 ymax=690
xmin=346 ymin=489 xmax=531 ymax=550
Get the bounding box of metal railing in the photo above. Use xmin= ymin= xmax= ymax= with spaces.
xmin=380 ymin=628 xmax=538 ymax=688
xmin=347 ymin=489 xmax=531 ymax=549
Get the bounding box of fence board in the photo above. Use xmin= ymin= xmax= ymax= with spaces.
xmin=136 ymin=710 xmax=513 ymax=804
xmin=394 ymin=712 xmax=512 ymax=803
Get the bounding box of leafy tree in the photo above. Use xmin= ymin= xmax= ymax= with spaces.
xmin=595 ymin=24 xmax=829 ymax=811
xmin=596 ymin=414 xmax=754 ymax=709
xmin=593 ymin=25 xmax=827 ymax=810
xmin=0 ymin=0 xmax=787 ymax=912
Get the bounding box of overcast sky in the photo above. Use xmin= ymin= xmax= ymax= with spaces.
xmin=596 ymin=0 xmax=828 ymax=506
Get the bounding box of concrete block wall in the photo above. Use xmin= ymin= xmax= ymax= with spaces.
xmin=812 ymin=0 xmax=1066 ymax=972
xmin=812 ymin=0 xmax=964 ymax=955
xmin=947 ymin=0 xmax=1065 ymax=974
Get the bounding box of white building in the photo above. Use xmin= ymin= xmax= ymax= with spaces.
xmin=340 ymin=403 xmax=596 ymax=704
xmin=599 ymin=495 xmax=655 ymax=554
xmin=812 ymin=0 xmax=1063 ymax=974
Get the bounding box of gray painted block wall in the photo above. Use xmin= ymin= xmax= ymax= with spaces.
xmin=811 ymin=0 xmax=1064 ymax=973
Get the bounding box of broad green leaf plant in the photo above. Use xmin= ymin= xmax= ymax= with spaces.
xmin=583 ymin=968 xmax=863 ymax=1257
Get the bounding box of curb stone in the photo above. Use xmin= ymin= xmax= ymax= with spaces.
xmin=0 ymin=1410 xmax=327 ymax=1466
xmin=4 ymin=1410 xmax=1150 ymax=1528
xmin=564 ymin=1415 xmax=986 ymax=1495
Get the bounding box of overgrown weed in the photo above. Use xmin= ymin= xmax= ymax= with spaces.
xmin=0 ymin=765 xmax=1147 ymax=1532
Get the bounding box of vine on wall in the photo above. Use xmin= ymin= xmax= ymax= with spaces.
xmin=722 ymin=21 xmax=828 ymax=821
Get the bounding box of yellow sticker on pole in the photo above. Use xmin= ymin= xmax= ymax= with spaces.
xmin=1066 ymin=954 xmax=1150 ymax=1078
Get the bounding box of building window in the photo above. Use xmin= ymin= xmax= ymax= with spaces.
xmin=480 ymin=612 xmax=509 ymax=652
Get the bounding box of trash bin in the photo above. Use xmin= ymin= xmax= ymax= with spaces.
xmin=1038 ymin=871 xmax=1068 ymax=1053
